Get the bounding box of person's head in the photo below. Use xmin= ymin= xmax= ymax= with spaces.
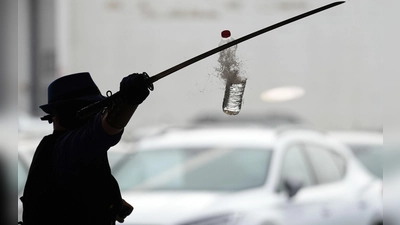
xmin=40 ymin=72 xmax=105 ymax=130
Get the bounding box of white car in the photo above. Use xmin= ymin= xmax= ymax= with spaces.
xmin=329 ymin=131 xmax=383 ymax=225
xmin=384 ymin=146 xmax=400 ymax=225
xmin=112 ymin=125 xmax=383 ymax=225
xmin=329 ymin=131 xmax=382 ymax=180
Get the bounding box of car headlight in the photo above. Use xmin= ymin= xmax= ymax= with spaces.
xmin=179 ymin=213 xmax=242 ymax=225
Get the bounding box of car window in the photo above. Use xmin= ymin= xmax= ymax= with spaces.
xmin=279 ymin=144 xmax=314 ymax=190
xmin=304 ymin=144 xmax=343 ymax=184
xmin=349 ymin=144 xmax=382 ymax=179
xmin=329 ymin=150 xmax=347 ymax=177
xmin=113 ymin=147 xmax=272 ymax=192
xmin=109 ymin=152 xmax=130 ymax=170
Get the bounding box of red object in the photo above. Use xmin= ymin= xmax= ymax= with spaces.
xmin=221 ymin=30 xmax=231 ymax=38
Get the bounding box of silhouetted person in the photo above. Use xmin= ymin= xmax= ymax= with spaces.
xmin=20 ymin=72 xmax=150 ymax=225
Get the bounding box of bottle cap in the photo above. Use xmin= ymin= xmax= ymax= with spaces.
xmin=221 ymin=30 xmax=231 ymax=38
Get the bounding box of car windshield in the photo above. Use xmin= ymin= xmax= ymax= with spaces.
xmin=349 ymin=144 xmax=382 ymax=179
xmin=113 ymin=147 xmax=272 ymax=192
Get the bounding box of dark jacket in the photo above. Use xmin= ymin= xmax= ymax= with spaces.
xmin=21 ymin=114 xmax=123 ymax=225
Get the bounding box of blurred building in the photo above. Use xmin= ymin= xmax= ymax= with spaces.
xmin=18 ymin=0 xmax=389 ymax=131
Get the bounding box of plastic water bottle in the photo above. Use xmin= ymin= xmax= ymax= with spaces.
xmin=218 ymin=30 xmax=246 ymax=115
xmin=222 ymin=78 xmax=247 ymax=115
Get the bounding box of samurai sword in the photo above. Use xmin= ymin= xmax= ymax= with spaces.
xmin=77 ymin=1 xmax=345 ymax=119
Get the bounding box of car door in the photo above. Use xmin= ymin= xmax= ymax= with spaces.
xmin=302 ymin=142 xmax=366 ymax=225
xmin=277 ymin=143 xmax=327 ymax=225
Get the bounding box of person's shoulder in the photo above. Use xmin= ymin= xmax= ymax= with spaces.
xmin=38 ymin=131 xmax=67 ymax=145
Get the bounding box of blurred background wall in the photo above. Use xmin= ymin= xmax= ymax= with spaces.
xmin=2 ymin=0 xmax=18 ymax=223
xmin=18 ymin=0 xmax=385 ymax=132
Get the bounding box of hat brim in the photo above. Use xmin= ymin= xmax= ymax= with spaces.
xmin=40 ymin=94 xmax=105 ymax=114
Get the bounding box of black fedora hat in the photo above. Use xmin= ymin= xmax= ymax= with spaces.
xmin=40 ymin=72 xmax=105 ymax=114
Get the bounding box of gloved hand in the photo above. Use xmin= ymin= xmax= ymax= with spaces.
xmin=119 ymin=73 xmax=151 ymax=105
xmin=116 ymin=199 xmax=134 ymax=223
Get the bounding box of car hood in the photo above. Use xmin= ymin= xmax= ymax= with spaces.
xmin=121 ymin=189 xmax=276 ymax=224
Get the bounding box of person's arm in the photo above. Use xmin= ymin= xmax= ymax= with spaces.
xmin=102 ymin=104 xmax=138 ymax=135
xmin=101 ymin=73 xmax=150 ymax=135
xmin=53 ymin=73 xmax=151 ymax=171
